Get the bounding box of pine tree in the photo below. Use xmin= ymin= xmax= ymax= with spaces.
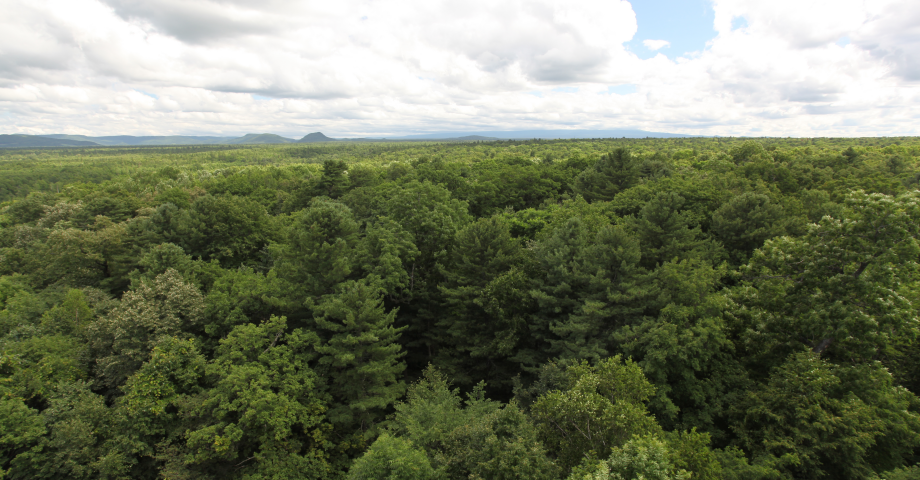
xmin=629 ymin=191 xmax=708 ymax=269
xmin=573 ymin=148 xmax=639 ymax=202
xmin=271 ymin=197 xmax=359 ymax=300
xmin=529 ymin=219 xmax=647 ymax=366
xmin=437 ymin=215 xmax=529 ymax=387
xmin=313 ymin=278 xmax=407 ymax=437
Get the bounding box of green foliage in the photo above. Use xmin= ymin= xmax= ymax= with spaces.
xmin=272 ymin=196 xmax=360 ymax=299
xmin=437 ymin=215 xmax=530 ymax=385
xmin=1 ymin=334 xmax=87 ymax=403
xmin=0 ymin=275 xmax=45 ymax=337
xmin=731 ymin=353 xmax=920 ymax=479
xmin=713 ymin=446 xmax=782 ymax=480
xmin=627 ymin=191 xmax=714 ymax=269
xmin=171 ymin=194 xmax=271 ymax=266
xmin=313 ymin=278 xmax=406 ymax=436
xmin=574 ymin=149 xmax=639 ymax=202
xmin=529 ymin=220 xmax=646 ymax=364
xmin=877 ymin=465 xmax=920 ymax=480
xmin=711 ymin=192 xmax=787 ymax=263
xmin=182 ymin=316 xmax=333 ymax=479
xmin=314 ymin=159 xmax=351 ymax=199
xmin=735 ymin=190 xmax=920 ymax=365
xmin=568 ymin=436 xmax=690 ymax=480
xmin=0 ymin=379 xmax=46 ymax=478
xmin=616 ymin=292 xmax=746 ymax=435
xmin=7 ymin=381 xmax=136 ymax=480
xmin=663 ymin=429 xmax=722 ymax=480
xmin=201 ymin=265 xmax=275 ymax=340
xmin=39 ymin=288 xmax=94 ymax=336
xmin=354 ymin=217 xmax=419 ymax=300
xmin=382 ymin=180 xmax=471 ymax=276
xmin=2 ymin=137 xmax=920 ymax=479
xmin=88 ymin=269 xmax=205 ymax=390
xmin=347 ymin=434 xmax=435 ymax=480
xmin=121 ymin=336 xmax=205 ymax=433
xmin=386 ymin=366 xmax=559 ymax=479
xmin=531 ymin=356 xmax=661 ymax=474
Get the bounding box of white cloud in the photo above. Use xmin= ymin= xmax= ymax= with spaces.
xmin=0 ymin=0 xmax=917 ymax=137
xmin=643 ymin=39 xmax=670 ymax=51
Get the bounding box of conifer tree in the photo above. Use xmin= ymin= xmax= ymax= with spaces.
xmin=629 ymin=191 xmax=709 ymax=269
xmin=313 ymin=278 xmax=407 ymax=437
xmin=529 ymin=219 xmax=647 ymax=365
xmin=573 ymin=148 xmax=639 ymax=202
xmin=437 ymin=215 xmax=530 ymax=387
xmin=271 ymin=197 xmax=359 ymax=300
xmin=314 ymin=158 xmax=351 ymax=199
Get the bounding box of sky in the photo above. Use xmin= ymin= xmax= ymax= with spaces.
xmin=1 ymin=0 xmax=918 ymax=138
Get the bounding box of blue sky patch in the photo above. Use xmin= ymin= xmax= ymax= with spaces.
xmin=731 ymin=16 xmax=748 ymax=31
xmin=605 ymin=84 xmax=638 ymax=95
xmin=626 ymin=0 xmax=717 ymax=60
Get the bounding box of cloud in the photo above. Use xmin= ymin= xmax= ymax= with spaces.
xmin=643 ymin=39 xmax=670 ymax=51
xmin=0 ymin=0 xmax=917 ymax=137
xmin=855 ymin=1 xmax=920 ymax=81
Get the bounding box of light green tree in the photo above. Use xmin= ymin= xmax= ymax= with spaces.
xmin=531 ymin=356 xmax=662 ymax=474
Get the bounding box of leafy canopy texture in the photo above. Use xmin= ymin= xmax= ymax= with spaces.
xmin=531 ymin=356 xmax=662 ymax=474
xmin=3 ymin=138 xmax=920 ymax=479
xmin=736 ymin=190 xmax=920 ymax=364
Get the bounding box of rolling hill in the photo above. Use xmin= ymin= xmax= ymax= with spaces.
xmin=41 ymin=134 xmax=236 ymax=146
xmin=0 ymin=134 xmax=100 ymax=148
xmin=222 ymin=133 xmax=296 ymax=144
xmin=298 ymin=132 xmax=336 ymax=142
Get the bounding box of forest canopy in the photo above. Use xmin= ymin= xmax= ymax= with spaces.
xmin=1 ymin=136 xmax=920 ymax=479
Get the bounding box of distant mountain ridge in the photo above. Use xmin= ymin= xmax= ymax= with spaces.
xmin=383 ymin=129 xmax=697 ymax=140
xmin=42 ymin=134 xmax=237 ymax=146
xmin=0 ymin=134 xmax=100 ymax=148
xmin=298 ymin=132 xmax=335 ymax=142
xmin=1 ymin=129 xmax=698 ymax=148
xmin=223 ymin=133 xmax=294 ymax=144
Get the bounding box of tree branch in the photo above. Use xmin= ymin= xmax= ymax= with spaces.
xmin=262 ymin=331 xmax=283 ymax=354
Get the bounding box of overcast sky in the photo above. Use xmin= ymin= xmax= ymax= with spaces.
xmin=1 ymin=0 xmax=918 ymax=137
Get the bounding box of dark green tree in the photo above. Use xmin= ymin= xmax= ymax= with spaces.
xmin=711 ymin=192 xmax=787 ymax=263
xmin=529 ymin=219 xmax=647 ymax=365
xmin=380 ymin=181 xmax=470 ymax=363
xmin=731 ymin=353 xmax=920 ymax=479
xmin=88 ymin=269 xmax=205 ymax=391
xmin=6 ymin=381 xmax=137 ymax=480
xmin=573 ymin=149 xmax=639 ymax=202
xmin=353 ymin=217 xmax=420 ymax=301
xmin=734 ymin=190 xmax=920 ymax=366
xmin=171 ymin=194 xmax=270 ymax=267
xmin=312 ymin=278 xmax=407 ymax=438
xmin=313 ymin=159 xmax=350 ymax=199
xmin=437 ymin=215 xmax=530 ymax=387
xmin=271 ymin=197 xmax=360 ymax=301
xmin=346 ymin=434 xmax=434 ymax=480
xmin=628 ymin=191 xmax=712 ymax=270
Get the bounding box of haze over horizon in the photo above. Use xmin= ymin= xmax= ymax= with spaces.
xmin=2 ymin=0 xmax=918 ymax=138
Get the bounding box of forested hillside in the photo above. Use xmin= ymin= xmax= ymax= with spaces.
xmin=2 ymin=137 xmax=920 ymax=479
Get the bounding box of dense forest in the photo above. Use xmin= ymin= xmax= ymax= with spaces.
xmin=2 ymin=136 xmax=920 ymax=479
